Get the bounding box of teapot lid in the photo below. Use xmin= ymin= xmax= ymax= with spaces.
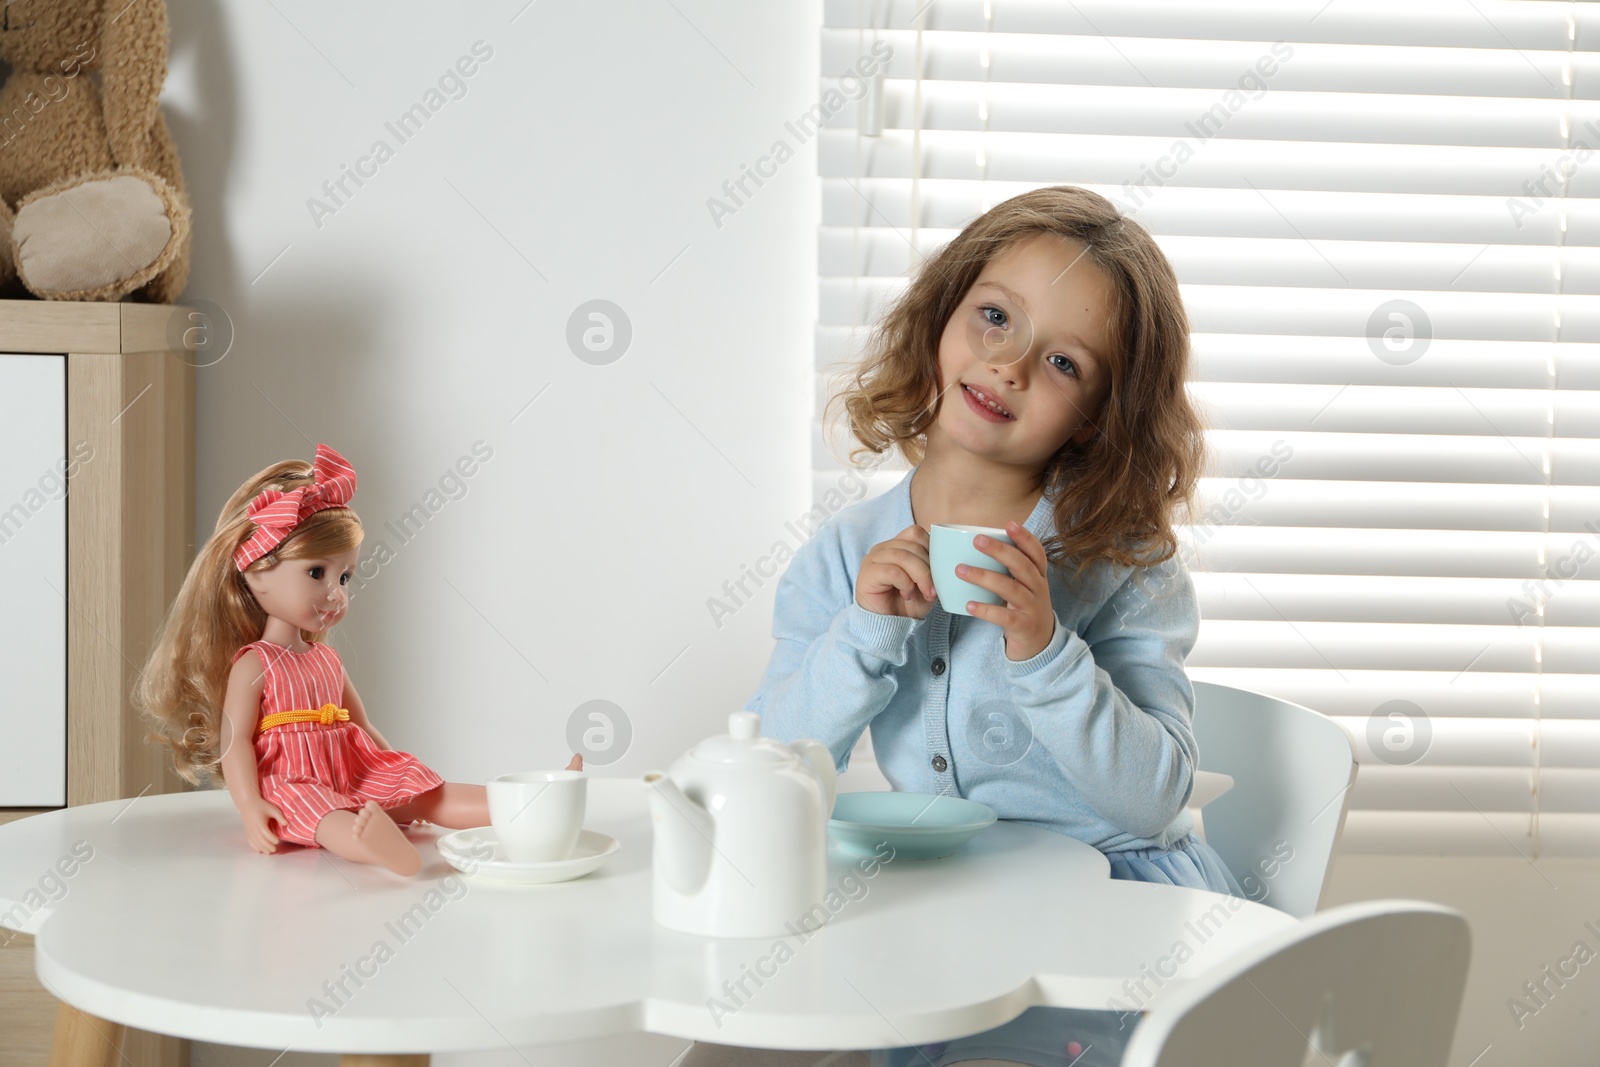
xmin=691 ymin=711 xmax=794 ymax=764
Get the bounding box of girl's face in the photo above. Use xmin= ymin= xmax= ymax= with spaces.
xmin=243 ymin=545 xmax=361 ymax=634
xmin=929 ymin=233 xmax=1116 ymax=468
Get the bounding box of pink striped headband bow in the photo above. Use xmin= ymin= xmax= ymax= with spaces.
xmin=233 ymin=443 xmax=357 ymax=571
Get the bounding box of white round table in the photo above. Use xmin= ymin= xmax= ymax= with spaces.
xmin=0 ymin=778 xmax=1296 ymax=1062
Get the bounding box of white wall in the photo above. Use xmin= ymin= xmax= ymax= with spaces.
xmin=161 ymin=2 xmax=818 ymax=1061
xmin=1322 ymin=855 xmax=1600 ymax=1067
xmin=166 ymin=0 xmax=819 ymax=783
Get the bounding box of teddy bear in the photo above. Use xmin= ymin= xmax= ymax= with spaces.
xmin=0 ymin=0 xmax=191 ymax=302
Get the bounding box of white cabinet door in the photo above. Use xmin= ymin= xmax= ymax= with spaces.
xmin=0 ymin=353 xmax=66 ymax=806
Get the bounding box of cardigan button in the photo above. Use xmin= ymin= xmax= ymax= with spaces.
xmin=931 ymin=754 xmax=948 ymax=773
xmin=931 ymin=657 xmax=946 ymax=675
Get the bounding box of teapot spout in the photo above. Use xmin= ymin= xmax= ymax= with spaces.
xmin=644 ymin=772 xmax=714 ymax=895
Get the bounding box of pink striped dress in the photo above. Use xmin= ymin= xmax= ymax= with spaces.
xmin=234 ymin=639 xmax=445 ymax=847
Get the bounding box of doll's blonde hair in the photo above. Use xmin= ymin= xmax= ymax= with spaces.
xmin=825 ymin=185 xmax=1207 ymax=580
xmin=136 ymin=459 xmax=364 ymax=786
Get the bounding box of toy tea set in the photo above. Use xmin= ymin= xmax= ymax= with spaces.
xmin=439 ymin=523 xmax=1013 ymax=937
xmin=441 ymin=710 xmax=997 ymax=939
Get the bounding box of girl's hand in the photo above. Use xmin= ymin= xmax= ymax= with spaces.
xmin=958 ymin=520 xmax=1057 ymax=662
xmin=566 ymin=753 xmax=583 ymax=771
xmin=856 ymin=524 xmax=939 ymax=620
xmin=240 ymin=796 xmax=286 ymax=855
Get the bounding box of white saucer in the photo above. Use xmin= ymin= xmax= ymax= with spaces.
xmin=436 ymin=827 xmax=620 ymax=885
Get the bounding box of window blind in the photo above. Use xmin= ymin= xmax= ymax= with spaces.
xmin=815 ymin=0 xmax=1600 ymax=857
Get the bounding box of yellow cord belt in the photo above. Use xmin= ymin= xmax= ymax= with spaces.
xmin=257 ymin=703 xmax=350 ymax=734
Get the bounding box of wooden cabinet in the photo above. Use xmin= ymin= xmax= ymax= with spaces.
xmin=0 ymin=300 xmax=195 ymax=1067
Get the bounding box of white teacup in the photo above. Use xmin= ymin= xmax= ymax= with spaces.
xmin=487 ymin=769 xmax=586 ymax=863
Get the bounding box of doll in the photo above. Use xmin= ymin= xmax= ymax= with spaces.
xmin=137 ymin=442 xmax=580 ymax=876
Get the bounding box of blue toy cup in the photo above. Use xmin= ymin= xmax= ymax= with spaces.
xmin=928 ymin=523 xmax=1013 ymax=616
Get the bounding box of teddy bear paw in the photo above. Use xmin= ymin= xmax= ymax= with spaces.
xmin=13 ymin=174 xmax=176 ymax=298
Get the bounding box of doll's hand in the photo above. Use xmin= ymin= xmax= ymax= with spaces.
xmin=240 ymin=796 xmax=286 ymax=855
xmin=566 ymin=753 xmax=583 ymax=771
xmin=958 ymin=521 xmax=1057 ymax=662
xmin=856 ymin=524 xmax=939 ymax=620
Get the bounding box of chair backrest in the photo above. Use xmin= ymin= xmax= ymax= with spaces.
xmin=1191 ymin=680 xmax=1358 ymax=918
xmin=1122 ymin=900 xmax=1471 ymax=1067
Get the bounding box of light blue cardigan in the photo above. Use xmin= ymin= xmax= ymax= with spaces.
xmin=747 ymin=465 xmax=1201 ymax=853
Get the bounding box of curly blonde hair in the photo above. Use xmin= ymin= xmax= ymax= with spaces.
xmin=824 ymin=185 xmax=1206 ymax=581
xmin=135 ymin=459 xmax=363 ymax=786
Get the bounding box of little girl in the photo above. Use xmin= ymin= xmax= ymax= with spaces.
xmin=137 ymin=442 xmax=579 ymax=876
xmin=689 ymin=187 xmax=1237 ymax=1067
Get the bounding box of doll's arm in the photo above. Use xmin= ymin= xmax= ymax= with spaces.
xmin=341 ymin=670 xmax=393 ymax=751
xmin=221 ymin=652 xmax=286 ymax=854
xmin=220 ymin=653 xmax=268 ymax=804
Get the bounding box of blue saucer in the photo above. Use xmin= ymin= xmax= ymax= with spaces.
xmin=828 ymin=791 xmax=997 ymax=860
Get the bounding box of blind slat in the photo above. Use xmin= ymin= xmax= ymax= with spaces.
xmin=825 ymin=1 xmax=1591 ymax=53
xmin=1190 ymin=572 xmax=1600 ymax=626
xmin=819 ymin=129 xmax=1600 ymax=199
xmin=823 ymin=181 xmax=1600 ymax=248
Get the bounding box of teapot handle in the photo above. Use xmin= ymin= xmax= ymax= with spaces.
xmin=790 ymin=739 xmax=837 ymax=816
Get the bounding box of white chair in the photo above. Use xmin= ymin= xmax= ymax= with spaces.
xmin=1122 ymin=900 xmax=1472 ymax=1067
xmin=1191 ymin=680 xmax=1358 ymax=918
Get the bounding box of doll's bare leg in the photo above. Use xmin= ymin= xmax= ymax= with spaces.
xmin=315 ymin=801 xmax=421 ymax=876
xmin=387 ymin=756 xmax=582 ymax=829
xmin=388 ymin=784 xmax=488 ymax=830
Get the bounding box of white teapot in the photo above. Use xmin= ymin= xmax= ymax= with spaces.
xmin=643 ymin=711 xmax=837 ymax=938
